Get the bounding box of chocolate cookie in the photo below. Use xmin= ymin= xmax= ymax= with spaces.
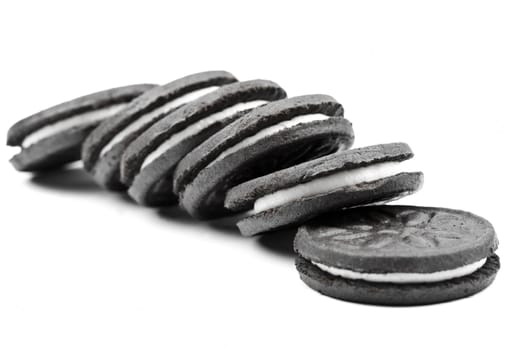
xmin=121 ymin=80 xmax=287 ymax=205
xmin=7 ymin=84 xmax=155 ymax=171
xmin=82 ymin=71 xmax=237 ymax=190
xmin=294 ymin=206 xmax=500 ymax=306
xmin=226 ymin=143 xmax=423 ymax=236
xmin=175 ymin=95 xmax=355 ymax=219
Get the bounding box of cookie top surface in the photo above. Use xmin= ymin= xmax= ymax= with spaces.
xmin=173 ymin=94 xmax=345 ymax=194
xmin=120 ymin=79 xmax=286 ymax=185
xmin=225 ymin=143 xmax=413 ymax=211
xmin=294 ymin=206 xmax=498 ymax=274
xmin=82 ymin=71 xmax=237 ymax=170
xmin=7 ymin=84 xmax=155 ymax=146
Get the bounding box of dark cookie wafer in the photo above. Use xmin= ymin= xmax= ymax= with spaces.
xmin=226 ymin=143 xmax=423 ymax=236
xmin=121 ymin=79 xmax=287 ymax=206
xmin=82 ymin=71 xmax=237 ymax=190
xmin=176 ymin=95 xmax=354 ymax=219
xmin=294 ymin=206 xmax=500 ymax=305
xmin=7 ymin=84 xmax=155 ymax=171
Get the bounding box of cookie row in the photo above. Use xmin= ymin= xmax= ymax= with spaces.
xmin=7 ymin=70 xmax=499 ymax=306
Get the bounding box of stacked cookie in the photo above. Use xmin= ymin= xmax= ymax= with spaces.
xmin=7 ymin=70 xmax=500 ymax=306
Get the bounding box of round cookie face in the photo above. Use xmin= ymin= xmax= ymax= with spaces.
xmin=176 ymin=95 xmax=354 ymax=219
xmin=295 ymin=206 xmax=498 ymax=273
xmin=294 ymin=206 xmax=500 ymax=305
xmin=7 ymin=84 xmax=156 ymax=171
xmin=120 ymin=79 xmax=287 ymax=206
xmin=82 ymin=71 xmax=237 ymax=190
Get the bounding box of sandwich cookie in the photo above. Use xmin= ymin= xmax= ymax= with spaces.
xmin=7 ymin=84 xmax=155 ymax=171
xmin=294 ymin=206 xmax=500 ymax=306
xmin=82 ymin=71 xmax=237 ymax=190
xmin=175 ymin=94 xmax=355 ymax=220
xmin=226 ymin=143 xmax=423 ymax=236
xmin=121 ymin=80 xmax=286 ymax=206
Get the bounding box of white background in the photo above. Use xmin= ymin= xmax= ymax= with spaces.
xmin=1 ymin=1 xmax=524 ymax=349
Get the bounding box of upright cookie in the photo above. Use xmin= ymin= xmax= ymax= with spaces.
xmin=121 ymin=80 xmax=286 ymax=206
xmin=294 ymin=206 xmax=500 ymax=306
xmin=82 ymin=71 xmax=237 ymax=190
xmin=7 ymin=84 xmax=155 ymax=171
xmin=226 ymin=143 xmax=423 ymax=236
xmin=175 ymin=95 xmax=355 ymax=219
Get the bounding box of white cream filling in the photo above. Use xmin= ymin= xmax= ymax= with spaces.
xmin=253 ymin=161 xmax=411 ymax=214
xmin=100 ymin=86 xmax=219 ymax=157
xmin=21 ymin=103 xmax=128 ymax=148
xmin=311 ymin=258 xmax=487 ymax=283
xmin=213 ymin=113 xmax=331 ymax=163
xmin=140 ymin=100 xmax=268 ymax=170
